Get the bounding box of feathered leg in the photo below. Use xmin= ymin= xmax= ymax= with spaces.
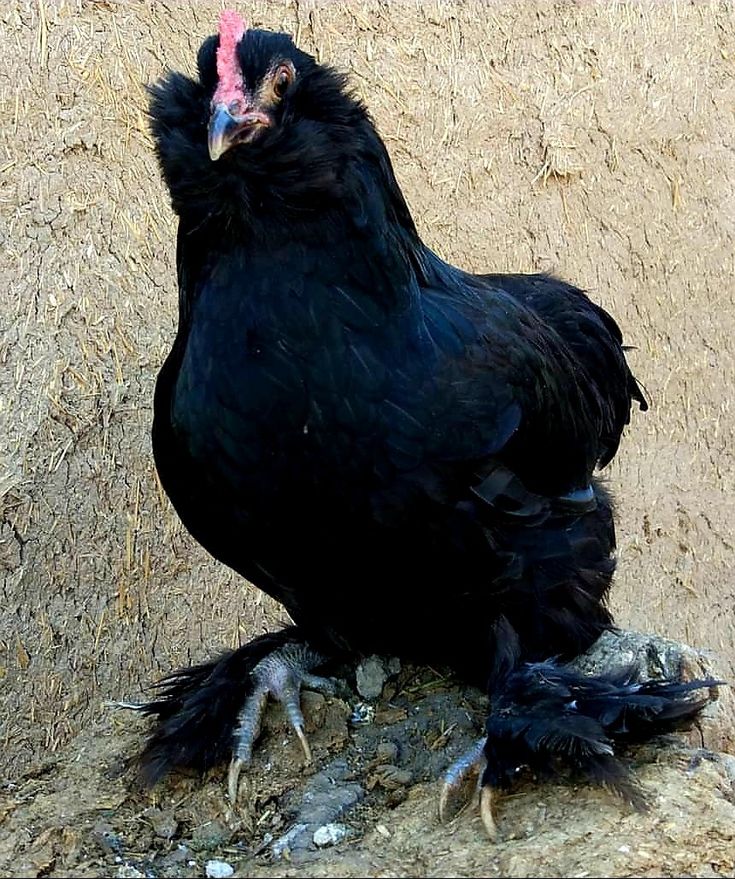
xmin=130 ymin=627 xmax=337 ymax=798
xmin=440 ymin=484 xmax=720 ymax=838
xmin=441 ymin=635 xmax=719 ymax=839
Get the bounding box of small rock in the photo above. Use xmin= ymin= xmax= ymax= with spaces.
xmin=367 ymin=764 xmax=412 ymax=791
xmin=205 ymin=859 xmax=235 ymax=878
xmin=190 ymin=820 xmax=229 ymax=852
xmin=147 ymin=807 xmax=178 ymax=840
xmin=375 ymin=741 xmax=399 ymax=764
xmin=350 ymin=701 xmax=375 ymax=725
xmin=356 ymin=655 xmax=400 ymax=699
xmin=271 ymin=823 xmax=309 ymax=858
xmin=115 ymin=867 xmax=145 ymax=879
xmin=312 ymin=822 xmax=349 ymax=848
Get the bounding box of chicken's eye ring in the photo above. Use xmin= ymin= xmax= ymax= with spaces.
xmin=273 ymin=64 xmax=294 ymax=99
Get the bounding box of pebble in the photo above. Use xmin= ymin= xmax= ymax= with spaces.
xmin=356 ymin=656 xmax=390 ymax=699
xmin=115 ymin=867 xmax=145 ymax=879
xmin=191 ymin=820 xmax=229 ymax=851
xmin=375 ymin=741 xmax=399 ymax=763
xmin=350 ymin=701 xmax=375 ymax=725
xmin=312 ymin=822 xmax=349 ymax=848
xmin=355 ymin=655 xmax=400 ymax=699
xmin=147 ymin=808 xmax=178 ymax=840
xmin=205 ymin=860 xmax=235 ymax=879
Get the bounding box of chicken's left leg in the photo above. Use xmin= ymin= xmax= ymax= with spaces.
xmin=438 ymin=737 xmax=495 ymax=836
xmin=439 ymin=655 xmax=718 ymax=840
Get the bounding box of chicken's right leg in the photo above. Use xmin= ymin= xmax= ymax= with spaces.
xmin=227 ymin=643 xmax=337 ymax=801
xmin=131 ymin=628 xmax=339 ymax=794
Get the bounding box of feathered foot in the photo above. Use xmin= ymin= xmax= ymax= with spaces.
xmin=129 ymin=628 xmax=339 ymax=797
xmin=226 ymin=643 xmax=336 ymax=802
xmin=439 ymin=661 xmax=720 ymax=840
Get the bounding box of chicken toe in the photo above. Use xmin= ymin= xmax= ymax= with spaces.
xmin=227 ymin=643 xmax=337 ymax=802
xmin=438 ymin=738 xmax=486 ymax=824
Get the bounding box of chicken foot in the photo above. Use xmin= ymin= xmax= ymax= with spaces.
xmin=227 ymin=643 xmax=337 ymax=802
xmin=439 ymin=737 xmax=498 ymax=839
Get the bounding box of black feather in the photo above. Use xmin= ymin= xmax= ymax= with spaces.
xmin=138 ymin=628 xmax=304 ymax=784
xmin=483 ymin=660 xmax=718 ymax=804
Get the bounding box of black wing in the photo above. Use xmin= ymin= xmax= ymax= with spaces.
xmin=364 ymin=255 xmax=647 ymax=518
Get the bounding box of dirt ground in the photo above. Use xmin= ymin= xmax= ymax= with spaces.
xmin=1 ymin=1 xmax=734 ymax=876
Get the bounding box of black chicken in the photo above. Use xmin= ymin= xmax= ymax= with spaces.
xmin=139 ymin=10 xmax=716 ymax=837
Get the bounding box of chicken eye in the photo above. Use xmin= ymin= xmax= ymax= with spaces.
xmin=273 ymin=65 xmax=293 ymax=99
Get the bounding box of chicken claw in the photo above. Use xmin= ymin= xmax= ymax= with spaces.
xmin=479 ymin=785 xmax=497 ymax=840
xmin=439 ymin=737 xmax=497 ymax=839
xmin=227 ymin=644 xmax=336 ymax=802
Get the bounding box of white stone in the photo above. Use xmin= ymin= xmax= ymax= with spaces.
xmin=312 ymin=822 xmax=349 ymax=848
xmin=205 ymin=860 xmax=235 ymax=879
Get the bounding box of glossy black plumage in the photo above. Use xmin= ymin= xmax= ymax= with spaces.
xmin=141 ymin=25 xmax=714 ymax=803
xmin=483 ymin=659 xmax=714 ymax=805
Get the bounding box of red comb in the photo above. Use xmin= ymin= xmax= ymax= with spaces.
xmin=214 ymin=10 xmax=247 ymax=106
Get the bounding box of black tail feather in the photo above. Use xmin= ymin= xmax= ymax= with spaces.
xmin=482 ymin=659 xmax=720 ymax=800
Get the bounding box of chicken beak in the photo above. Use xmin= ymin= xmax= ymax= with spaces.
xmin=208 ymin=104 xmax=241 ymax=161
xmin=208 ymin=103 xmax=272 ymax=161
